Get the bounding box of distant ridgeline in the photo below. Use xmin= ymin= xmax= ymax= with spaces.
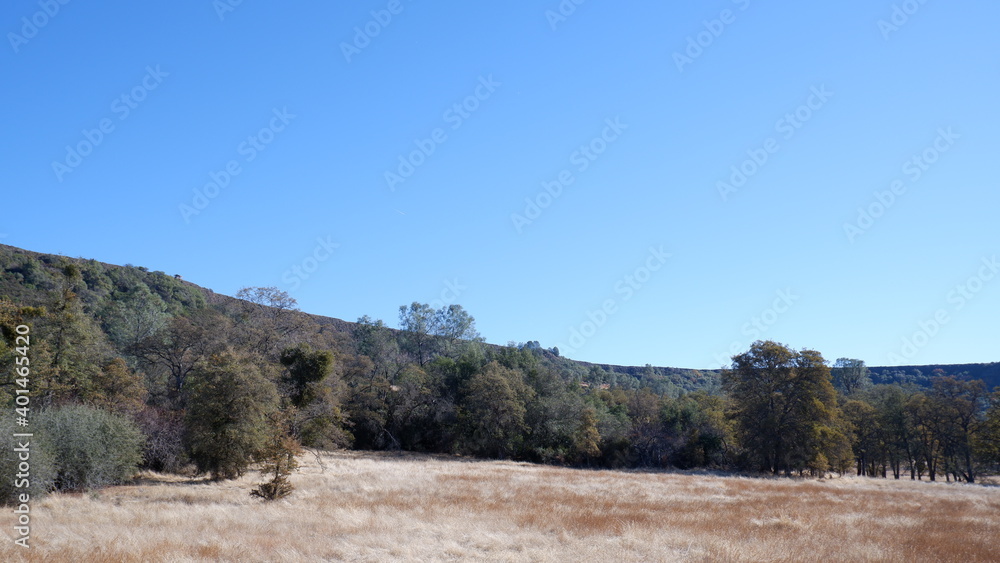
xmin=867 ymin=363 xmax=1000 ymax=391
xmin=0 ymin=243 xmax=992 ymax=395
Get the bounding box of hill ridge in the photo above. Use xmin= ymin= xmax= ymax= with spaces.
xmin=1 ymin=242 xmax=996 ymax=389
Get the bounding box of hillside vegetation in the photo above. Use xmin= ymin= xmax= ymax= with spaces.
xmin=1 ymin=243 xmax=999 ymax=509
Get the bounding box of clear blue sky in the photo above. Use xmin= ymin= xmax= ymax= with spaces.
xmin=4 ymin=1 xmax=998 ymax=370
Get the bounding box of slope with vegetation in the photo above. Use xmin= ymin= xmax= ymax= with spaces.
xmin=1 ymin=243 xmax=999 ymax=508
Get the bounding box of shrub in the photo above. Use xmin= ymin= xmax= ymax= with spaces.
xmin=251 ymin=434 xmax=301 ymax=501
xmin=0 ymin=417 xmax=55 ymax=505
xmin=37 ymin=404 xmax=145 ymax=491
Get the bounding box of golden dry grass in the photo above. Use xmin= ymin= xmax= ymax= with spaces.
xmin=2 ymin=451 xmax=999 ymax=562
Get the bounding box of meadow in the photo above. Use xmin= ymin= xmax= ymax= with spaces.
xmin=2 ymin=450 xmax=999 ymax=562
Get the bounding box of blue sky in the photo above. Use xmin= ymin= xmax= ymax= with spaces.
xmin=3 ymin=0 xmax=998 ymax=370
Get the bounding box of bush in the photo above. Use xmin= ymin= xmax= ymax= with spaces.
xmin=185 ymin=352 xmax=279 ymax=480
xmin=37 ymin=404 xmax=145 ymax=491
xmin=251 ymin=435 xmax=301 ymax=501
xmin=0 ymin=417 xmax=56 ymax=505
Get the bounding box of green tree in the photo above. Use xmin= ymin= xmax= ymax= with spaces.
xmin=906 ymin=391 xmax=943 ymax=481
xmin=233 ymin=287 xmax=304 ymax=358
xmin=832 ymin=358 xmax=871 ymax=396
xmin=661 ymin=392 xmax=729 ymax=469
xmin=862 ymin=384 xmax=916 ymax=479
xmin=0 ymin=299 xmax=45 ymax=406
xmin=572 ymin=407 xmax=602 ymax=461
xmin=975 ymin=388 xmax=1000 ymax=472
xmin=85 ymin=357 xmax=147 ymax=417
xmin=184 ymin=352 xmax=279 ymax=480
xmin=100 ymin=283 xmax=169 ymax=351
xmin=343 ymin=353 xmax=395 ymax=450
xmin=927 ymin=376 xmax=987 ymax=483
xmin=353 ymin=315 xmax=405 ymax=381
xmin=387 ymin=363 xmax=453 ymax=451
xmin=398 ymin=303 xmax=483 ymax=366
xmin=433 ymin=304 xmax=483 ymax=358
xmin=133 ymin=310 xmax=229 ymax=407
xmin=34 ymin=282 xmax=111 ymax=406
xmin=279 ymin=344 xmax=348 ymax=448
xmin=843 ymin=399 xmax=881 ymax=476
xmin=627 ymin=389 xmax=666 ymax=466
xmin=279 ymin=344 xmax=334 ymax=407
xmin=723 ymin=341 xmax=851 ymax=475
xmin=398 ymin=302 xmax=437 ymax=366
xmin=459 ymin=361 xmax=532 ymax=458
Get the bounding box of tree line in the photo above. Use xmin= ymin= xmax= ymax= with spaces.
xmin=1 ymin=249 xmax=998 ymax=505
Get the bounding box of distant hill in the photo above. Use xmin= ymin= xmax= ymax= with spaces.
xmin=0 ymin=243 xmax=995 ymax=393
xmin=867 ymin=363 xmax=1000 ymax=391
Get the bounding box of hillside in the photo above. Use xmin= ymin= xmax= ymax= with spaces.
xmin=2 ymin=243 xmax=991 ymax=392
xmin=3 ymin=241 xmax=999 ymax=494
xmin=869 ymin=363 xmax=1000 ymax=391
xmin=0 ymin=243 xmax=713 ymax=395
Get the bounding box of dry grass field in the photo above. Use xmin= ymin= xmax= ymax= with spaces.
xmin=2 ymin=451 xmax=999 ymax=562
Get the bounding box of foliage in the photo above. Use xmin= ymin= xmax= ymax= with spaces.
xmin=2 ymin=244 xmax=999 ymax=486
xmin=832 ymin=357 xmax=871 ymax=396
xmin=232 ymin=286 xmax=304 ymax=358
xmin=36 ymin=404 xmax=145 ymax=492
xmin=279 ymin=344 xmax=334 ymax=407
xmin=398 ymin=302 xmax=483 ymax=365
xmin=723 ymin=341 xmax=851 ymax=474
xmin=85 ymin=357 xmax=147 ymax=417
xmin=99 ymin=283 xmax=169 ymax=350
xmin=0 ymin=416 xmax=56 ymax=505
xmin=976 ymin=389 xmax=1000 ymax=470
xmin=458 ymin=361 xmax=532 ymax=458
xmin=250 ymin=416 xmax=301 ymax=501
xmin=132 ymin=310 xmax=230 ymax=407
xmin=33 ymin=283 xmax=112 ymax=407
xmin=184 ymin=352 xmax=279 ymax=480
